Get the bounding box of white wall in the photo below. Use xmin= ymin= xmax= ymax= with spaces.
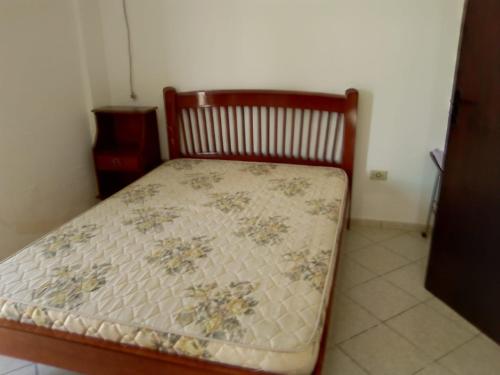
xmin=88 ymin=0 xmax=464 ymax=225
xmin=0 ymin=0 xmax=98 ymax=258
xmin=74 ymin=0 xmax=111 ymax=140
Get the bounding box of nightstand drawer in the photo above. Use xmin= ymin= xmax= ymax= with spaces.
xmin=95 ymin=154 xmax=140 ymax=171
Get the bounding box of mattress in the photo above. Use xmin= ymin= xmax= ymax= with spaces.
xmin=0 ymin=159 xmax=347 ymax=374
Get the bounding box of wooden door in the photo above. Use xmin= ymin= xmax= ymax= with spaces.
xmin=425 ymin=0 xmax=500 ymax=342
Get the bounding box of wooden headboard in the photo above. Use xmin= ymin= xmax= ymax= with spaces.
xmin=163 ymin=87 xmax=358 ymax=182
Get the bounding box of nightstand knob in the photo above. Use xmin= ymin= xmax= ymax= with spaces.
xmin=112 ymin=158 xmax=121 ymax=166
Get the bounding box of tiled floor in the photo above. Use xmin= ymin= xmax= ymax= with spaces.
xmin=0 ymin=225 xmax=499 ymax=375
xmin=323 ymin=225 xmax=500 ymax=375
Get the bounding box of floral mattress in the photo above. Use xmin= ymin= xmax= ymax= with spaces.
xmin=0 ymin=159 xmax=347 ymax=375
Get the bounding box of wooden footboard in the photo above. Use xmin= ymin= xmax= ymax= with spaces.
xmin=0 ymin=319 xmax=269 ymax=375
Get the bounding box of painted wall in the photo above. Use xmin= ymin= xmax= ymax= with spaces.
xmin=74 ymin=0 xmax=111 ymax=139
xmin=0 ymin=0 xmax=97 ymax=259
xmin=88 ymin=0 xmax=464 ymax=225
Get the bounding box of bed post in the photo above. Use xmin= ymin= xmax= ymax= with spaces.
xmin=163 ymin=87 xmax=181 ymax=160
xmin=343 ymin=89 xmax=358 ymax=229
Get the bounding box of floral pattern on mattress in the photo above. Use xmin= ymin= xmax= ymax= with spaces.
xmin=32 ymin=263 xmax=113 ymax=309
xmin=122 ymin=206 xmax=181 ymax=233
xmin=146 ymin=236 xmax=214 ymax=276
xmin=116 ymin=183 xmax=163 ymax=205
xmin=205 ymin=191 xmax=251 ymax=214
xmin=38 ymin=224 xmax=98 ymax=258
xmin=176 ymin=281 xmax=259 ymax=341
xmin=305 ymin=198 xmax=342 ymax=222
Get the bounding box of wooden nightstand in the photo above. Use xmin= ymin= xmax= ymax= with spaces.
xmin=92 ymin=106 xmax=161 ymax=199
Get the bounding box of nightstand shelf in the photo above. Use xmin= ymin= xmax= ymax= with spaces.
xmin=92 ymin=106 xmax=161 ymax=199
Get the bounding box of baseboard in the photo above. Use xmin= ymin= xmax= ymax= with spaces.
xmin=351 ymin=218 xmax=426 ymax=232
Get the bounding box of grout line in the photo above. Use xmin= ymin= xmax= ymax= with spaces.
xmin=338 ymin=284 xmax=424 ymax=328
xmin=350 ymin=252 xmax=417 ymax=278
xmin=345 ymin=226 xmax=428 ymax=254
xmin=333 ymin=320 xmax=382 ymax=346
xmin=374 ymin=268 xmax=480 ymax=338
xmin=378 ymin=241 xmax=429 ymax=263
xmin=333 ymin=267 xmax=480 ymax=375
xmin=340 ymin=292 xmax=384 ymax=321
xmin=1 ymin=364 xmax=35 ymax=375
xmin=336 ymin=344 xmax=371 ymax=374
xmin=413 ymin=366 xmax=426 ymax=374
xmin=335 ymin=227 xmax=491 ymax=374
xmin=423 ymin=300 xmax=481 ymax=335
xmin=409 ymin=335 xmax=478 ymax=375
xmin=333 ymin=290 xmax=424 ymax=352
xmin=340 ymin=256 xmax=420 ymax=295
xmin=382 ymin=321 xmax=434 ymax=364
xmin=421 ymin=332 xmax=482 ymax=375
xmin=346 ymin=232 xmax=430 ymax=276
xmin=339 ymin=266 xmax=476 ymax=358
xmin=350 ymin=226 xmax=417 ymax=244
xmin=377 ymin=232 xmax=430 ymax=255
xmin=338 ymin=236 xmax=436 ymax=325
xmin=382 ymin=317 xmax=483 ymax=374
xmin=338 ymin=257 xmax=378 ymax=286
xmin=350 ymin=220 xmax=425 ymax=232
xmin=335 ymin=320 xmax=432 ymax=375
xmin=433 ymin=333 xmax=480 ymax=363
xmin=343 ymin=242 xmax=432 ymax=303
xmin=381 ymin=300 xmax=425 ymax=323
xmin=412 ymin=361 xmax=460 ymax=375
xmin=351 ymin=226 xmax=430 ymax=258
xmin=381 ymin=267 xmax=434 ymax=302
xmin=342 ymin=237 xmax=375 ymax=252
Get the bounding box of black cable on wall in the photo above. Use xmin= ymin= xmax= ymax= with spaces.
xmin=122 ymin=0 xmax=137 ymax=100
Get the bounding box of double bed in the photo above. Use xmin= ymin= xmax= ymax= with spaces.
xmin=0 ymin=87 xmax=358 ymax=374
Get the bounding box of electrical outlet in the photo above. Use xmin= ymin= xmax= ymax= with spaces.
xmin=370 ymin=170 xmax=388 ymax=181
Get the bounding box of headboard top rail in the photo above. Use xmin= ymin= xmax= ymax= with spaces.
xmin=175 ymin=89 xmax=349 ymax=112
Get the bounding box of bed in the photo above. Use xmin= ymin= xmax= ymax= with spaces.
xmin=0 ymin=87 xmax=358 ymax=374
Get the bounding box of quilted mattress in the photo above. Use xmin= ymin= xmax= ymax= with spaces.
xmin=0 ymin=159 xmax=347 ymax=374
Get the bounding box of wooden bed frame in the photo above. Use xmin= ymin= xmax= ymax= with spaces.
xmin=0 ymin=87 xmax=358 ymax=375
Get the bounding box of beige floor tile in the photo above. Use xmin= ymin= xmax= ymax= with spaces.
xmin=383 ymin=259 xmax=433 ymax=301
xmin=335 ymin=257 xmax=376 ymax=291
xmin=386 ymin=304 xmax=476 ymax=359
xmin=380 ymin=233 xmax=429 ymax=261
xmin=425 ymin=298 xmax=480 ymax=334
xmin=439 ymin=335 xmax=500 ymax=375
xmin=8 ymin=366 xmax=37 ymax=375
xmin=342 ymin=230 xmax=373 ymax=252
xmin=322 ymin=347 xmax=368 ymax=374
xmin=415 ymin=363 xmax=456 ymax=375
xmin=37 ymin=364 xmax=80 ymax=375
xmin=352 ymin=226 xmax=404 ymax=242
xmin=340 ymin=324 xmax=430 ymax=375
xmin=0 ymin=355 xmax=32 ymax=374
xmin=347 ymin=278 xmax=419 ymax=320
xmin=348 ymin=245 xmax=410 ymax=275
xmin=328 ymin=295 xmax=379 ymax=345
